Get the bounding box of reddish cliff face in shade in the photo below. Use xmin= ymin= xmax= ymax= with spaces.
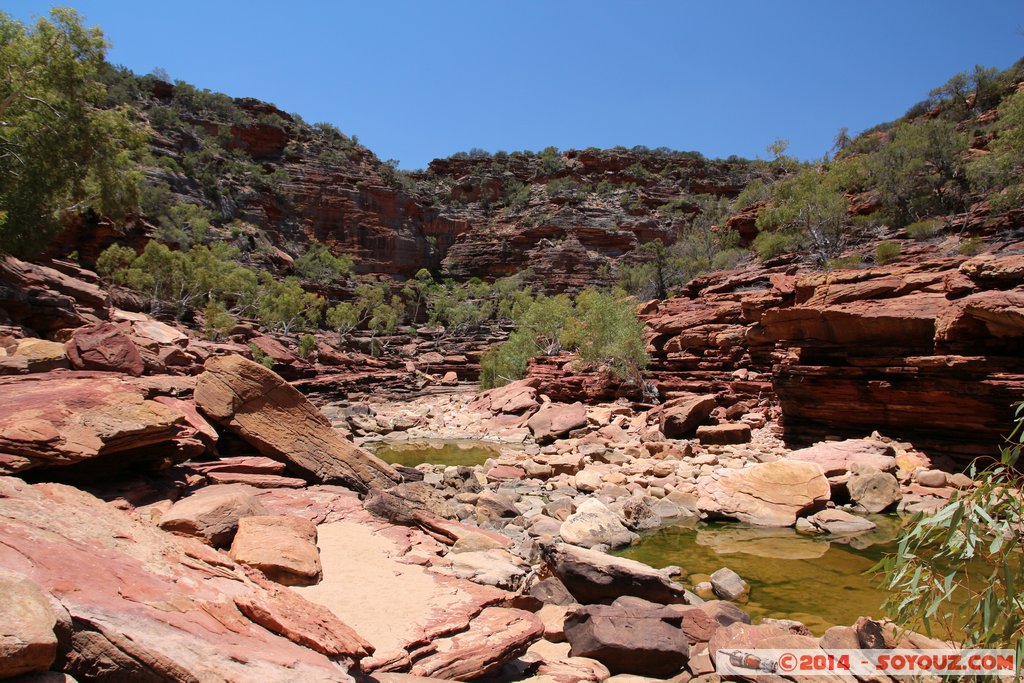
xmin=637 ymin=253 xmax=1024 ymax=464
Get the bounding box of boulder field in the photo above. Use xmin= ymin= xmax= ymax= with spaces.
xmin=0 ymin=250 xmax=1020 ymax=681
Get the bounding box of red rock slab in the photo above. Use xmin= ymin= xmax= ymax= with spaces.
xmin=413 ymin=513 xmax=513 ymax=549
xmin=0 ymin=372 xmax=188 ymax=474
xmin=409 ymin=607 xmax=543 ymax=680
xmin=65 ymin=322 xmax=145 ymax=376
xmin=760 ymin=293 xmax=949 ymax=348
xmin=0 ymin=477 xmax=368 ymax=682
xmin=189 ymin=455 xmax=288 ymax=475
xmin=152 ymin=395 xmax=218 ymax=447
xmin=194 ymin=355 xmax=401 ymax=491
xmin=0 ymin=568 xmax=57 ymax=678
xmin=206 ymin=471 xmax=308 ymax=488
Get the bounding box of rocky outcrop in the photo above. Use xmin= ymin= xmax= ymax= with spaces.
xmin=0 ymin=372 xmax=200 ymax=475
xmin=642 ymin=254 xmax=1024 ymax=465
xmin=0 ymin=477 xmax=370 ymax=681
xmin=194 ymin=355 xmax=401 ymax=491
xmin=0 ymin=258 xmax=108 ymax=337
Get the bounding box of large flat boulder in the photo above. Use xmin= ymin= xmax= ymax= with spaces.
xmin=0 ymin=477 xmax=370 ymax=682
xmin=563 ymin=604 xmax=690 ymax=677
xmin=543 ymin=543 xmax=692 ymax=605
xmin=158 ymin=484 xmax=268 ymax=547
xmin=12 ymin=339 xmax=69 ymax=373
xmin=194 ymin=355 xmax=401 ymax=491
xmin=788 ymin=438 xmax=896 ymax=477
xmin=658 ymin=394 xmax=717 ymax=438
xmin=476 ymin=379 xmax=540 ymax=415
xmin=230 ymin=515 xmax=322 ymax=586
xmin=847 ymin=465 xmax=902 ymax=513
xmin=528 ymin=402 xmax=587 ymax=441
xmin=0 ymin=372 xmax=192 ymax=475
xmin=699 ymin=460 xmax=830 ymax=527
xmin=559 ymin=498 xmax=638 ymax=550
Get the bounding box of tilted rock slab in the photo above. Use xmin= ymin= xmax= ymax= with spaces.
xmin=543 ymin=543 xmax=693 ymax=605
xmin=0 ymin=477 xmax=371 ymax=682
xmin=410 ymin=607 xmax=543 ymax=680
xmin=0 ymin=372 xmax=194 ymax=475
xmin=194 ymin=355 xmax=401 ymax=491
xmin=698 ymin=460 xmax=830 ymax=527
xmin=158 ymin=484 xmax=269 ymax=547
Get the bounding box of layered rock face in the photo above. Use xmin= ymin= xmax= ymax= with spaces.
xmin=642 ymin=254 xmax=1024 ymax=463
xmin=57 ymin=80 xmax=768 ymax=291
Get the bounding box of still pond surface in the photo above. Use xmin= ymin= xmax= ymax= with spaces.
xmin=616 ymin=519 xmax=904 ymax=634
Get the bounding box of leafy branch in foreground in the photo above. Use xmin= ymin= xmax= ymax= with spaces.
xmin=876 ymin=401 xmax=1024 ymax=659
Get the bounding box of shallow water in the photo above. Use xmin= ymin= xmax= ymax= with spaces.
xmin=615 ymin=518 xmax=906 ymax=634
xmin=373 ymin=440 xmax=502 ymax=468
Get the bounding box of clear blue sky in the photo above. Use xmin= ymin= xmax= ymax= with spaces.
xmin=7 ymin=1 xmax=1024 ymax=169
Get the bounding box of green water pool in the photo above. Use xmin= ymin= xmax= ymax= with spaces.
xmin=373 ymin=440 xmax=502 ymax=468
xmin=615 ymin=519 xmax=905 ymax=634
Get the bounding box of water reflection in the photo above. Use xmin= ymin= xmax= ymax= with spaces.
xmin=616 ymin=520 xmax=903 ymax=634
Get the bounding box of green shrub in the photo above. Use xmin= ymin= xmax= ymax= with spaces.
xmin=96 ymin=244 xmax=139 ymax=280
xmin=827 ymin=254 xmax=864 ymax=270
xmin=293 ymin=241 xmax=354 ymax=284
xmin=298 ymin=334 xmax=318 ymax=359
xmin=875 ymin=240 xmax=901 ymax=264
xmin=0 ymin=9 xmax=143 ymax=257
xmin=248 ymin=343 xmax=274 ymax=369
xmin=752 ymin=230 xmax=803 ymax=261
xmin=480 ymin=289 xmax=648 ymax=389
xmin=905 ymin=219 xmax=944 ymax=240
xmin=203 ymin=299 xmax=235 ymax=341
xmin=479 ymin=330 xmax=536 ymax=390
xmin=959 ymin=236 xmax=984 ymax=256
xmin=325 ymin=302 xmax=359 ymax=339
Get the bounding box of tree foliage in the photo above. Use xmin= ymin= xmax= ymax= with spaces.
xmin=877 ymin=402 xmax=1024 ymax=658
xmin=0 ymin=9 xmax=143 ymax=256
xmin=756 ymin=169 xmax=848 ymax=265
xmin=480 ymin=289 xmax=648 ymax=390
xmin=293 ymin=240 xmax=354 ymax=285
